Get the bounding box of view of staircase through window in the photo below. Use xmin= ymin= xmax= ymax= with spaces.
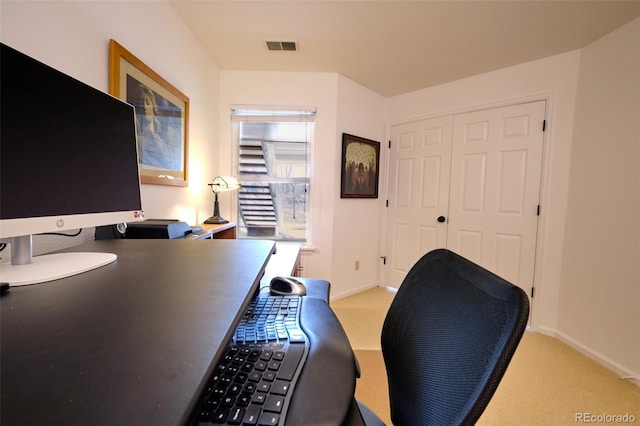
xmin=233 ymin=108 xmax=314 ymax=242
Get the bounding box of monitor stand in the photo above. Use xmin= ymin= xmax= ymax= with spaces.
xmin=0 ymin=235 xmax=116 ymax=287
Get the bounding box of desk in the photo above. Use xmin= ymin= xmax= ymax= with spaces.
xmin=0 ymin=239 xmax=274 ymax=425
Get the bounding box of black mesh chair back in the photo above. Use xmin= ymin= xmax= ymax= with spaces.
xmin=376 ymin=249 xmax=529 ymax=425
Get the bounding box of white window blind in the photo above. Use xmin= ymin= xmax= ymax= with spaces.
xmin=232 ymin=107 xmax=315 ymax=242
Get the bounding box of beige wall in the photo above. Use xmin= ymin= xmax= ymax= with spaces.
xmin=557 ymin=17 xmax=640 ymax=380
xmin=333 ymin=75 xmax=386 ymax=297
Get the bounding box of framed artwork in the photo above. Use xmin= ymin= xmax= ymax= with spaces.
xmin=109 ymin=39 xmax=189 ymax=187
xmin=340 ymin=133 xmax=380 ymax=198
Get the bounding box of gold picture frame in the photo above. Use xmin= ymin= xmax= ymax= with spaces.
xmin=109 ymin=39 xmax=189 ymax=187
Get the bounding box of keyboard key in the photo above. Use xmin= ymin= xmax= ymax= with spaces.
xmin=262 ymin=371 xmax=276 ymax=382
xmin=260 ymin=350 xmax=273 ymax=361
xmin=276 ymin=343 xmax=305 ymax=381
xmin=228 ymin=384 xmax=242 ymax=395
xmin=243 ymin=405 xmax=261 ymax=425
xmin=211 ymin=388 xmax=226 ymax=399
xmin=271 ymin=380 xmax=290 ymax=396
xmin=252 ymin=393 xmax=266 ymax=405
xmin=263 ymin=395 xmax=284 ymax=413
xmin=198 ymin=408 xmax=213 ymax=422
xmin=267 ymin=361 xmax=280 ymax=371
xmin=204 ymin=397 xmax=220 ymax=411
xmin=227 ymin=407 xmax=244 ymax=425
xmin=221 ymin=396 xmax=235 ymax=407
xmin=287 ymin=330 xmax=306 ymax=343
xmin=257 ymin=412 xmax=279 ymax=426
xmin=248 ymin=372 xmax=261 ymax=382
xmin=235 ymin=372 xmax=249 ymax=383
xmin=237 ymin=393 xmax=251 ymax=407
xmin=213 ymin=407 xmax=230 ymax=423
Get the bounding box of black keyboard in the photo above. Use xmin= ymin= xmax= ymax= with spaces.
xmin=196 ymin=293 xmax=309 ymax=425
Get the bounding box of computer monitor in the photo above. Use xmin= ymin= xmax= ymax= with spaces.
xmin=0 ymin=43 xmax=144 ymax=286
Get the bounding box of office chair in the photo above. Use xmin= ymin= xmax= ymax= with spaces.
xmin=356 ymin=249 xmax=530 ymax=426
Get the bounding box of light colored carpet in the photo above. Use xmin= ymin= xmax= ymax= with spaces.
xmin=332 ymin=286 xmax=640 ymax=425
xmin=332 ymin=286 xmax=396 ymax=351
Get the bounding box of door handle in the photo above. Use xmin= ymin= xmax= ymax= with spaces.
xmin=437 ymin=216 xmax=446 ymax=223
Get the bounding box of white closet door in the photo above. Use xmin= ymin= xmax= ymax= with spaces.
xmin=384 ymin=100 xmax=545 ymax=303
xmin=384 ymin=116 xmax=453 ymax=287
xmin=447 ymin=100 xmax=545 ymax=300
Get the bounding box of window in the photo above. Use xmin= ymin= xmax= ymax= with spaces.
xmin=232 ymin=108 xmax=314 ymax=242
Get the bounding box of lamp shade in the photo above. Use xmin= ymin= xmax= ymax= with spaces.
xmin=204 ymin=176 xmax=241 ymax=225
xmin=208 ymin=176 xmax=241 ymax=193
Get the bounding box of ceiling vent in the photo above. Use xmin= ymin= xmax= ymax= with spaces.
xmin=266 ymin=41 xmax=298 ymax=51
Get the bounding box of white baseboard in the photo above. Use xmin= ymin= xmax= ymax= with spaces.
xmin=534 ymin=325 xmax=558 ymax=337
xmin=552 ymin=330 xmax=640 ymax=387
xmin=330 ymin=283 xmax=386 ymax=302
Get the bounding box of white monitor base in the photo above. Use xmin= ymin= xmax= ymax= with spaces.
xmin=0 ymin=252 xmax=117 ymax=286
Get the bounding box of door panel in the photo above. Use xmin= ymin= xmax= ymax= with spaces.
xmin=385 ymin=116 xmax=453 ymax=287
xmin=461 ymin=153 xmax=487 ymax=212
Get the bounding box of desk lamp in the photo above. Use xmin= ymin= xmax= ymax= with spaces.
xmin=205 ymin=176 xmax=241 ymax=224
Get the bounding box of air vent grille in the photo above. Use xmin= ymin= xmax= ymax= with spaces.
xmin=266 ymin=41 xmax=297 ymax=51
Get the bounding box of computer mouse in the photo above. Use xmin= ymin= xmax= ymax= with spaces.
xmin=269 ymin=276 xmax=306 ymax=296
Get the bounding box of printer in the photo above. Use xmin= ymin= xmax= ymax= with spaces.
xmin=125 ymin=219 xmax=196 ymax=239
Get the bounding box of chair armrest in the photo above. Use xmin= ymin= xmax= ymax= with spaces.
xmin=285 ymin=296 xmax=358 ymax=425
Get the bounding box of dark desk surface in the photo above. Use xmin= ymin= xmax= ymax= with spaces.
xmin=1 ymin=239 xmax=275 ymax=426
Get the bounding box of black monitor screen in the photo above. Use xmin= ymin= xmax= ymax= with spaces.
xmin=1 ymin=43 xmax=142 ymax=223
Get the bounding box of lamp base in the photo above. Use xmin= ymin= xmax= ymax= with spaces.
xmin=204 ymin=216 xmax=229 ymax=224
xmin=205 ymin=196 xmax=229 ymax=224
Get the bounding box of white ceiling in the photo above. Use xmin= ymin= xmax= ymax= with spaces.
xmin=170 ymin=1 xmax=640 ymax=97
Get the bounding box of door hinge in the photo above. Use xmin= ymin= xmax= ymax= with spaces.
xmin=531 ymin=287 xmax=535 ymax=298
xmin=380 ymin=256 xmax=387 ymax=265
xmin=388 ymin=140 xmax=391 ymax=149
xmin=542 ymin=120 xmax=546 ymax=131
xmin=386 ymin=199 xmax=389 ymax=207
xmin=537 ymin=205 xmax=541 ymax=216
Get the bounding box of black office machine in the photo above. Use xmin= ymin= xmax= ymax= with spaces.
xmin=125 ymin=219 xmax=195 ymax=239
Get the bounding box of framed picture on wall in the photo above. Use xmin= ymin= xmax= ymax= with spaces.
xmin=109 ymin=39 xmax=189 ymax=187
xmin=340 ymin=133 xmax=380 ymax=198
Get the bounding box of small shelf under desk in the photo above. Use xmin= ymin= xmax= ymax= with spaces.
xmin=260 ymin=243 xmax=302 ymax=288
xmin=201 ymin=222 xmax=237 ymax=239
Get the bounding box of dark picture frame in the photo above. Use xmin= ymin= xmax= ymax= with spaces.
xmin=340 ymin=133 xmax=380 ymax=198
xmin=109 ymin=39 xmax=189 ymax=187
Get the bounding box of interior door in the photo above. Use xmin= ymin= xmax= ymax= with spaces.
xmin=384 ymin=116 xmax=453 ymax=287
xmin=447 ymin=101 xmax=545 ymax=299
xmin=384 ymin=101 xmax=545 ymax=300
